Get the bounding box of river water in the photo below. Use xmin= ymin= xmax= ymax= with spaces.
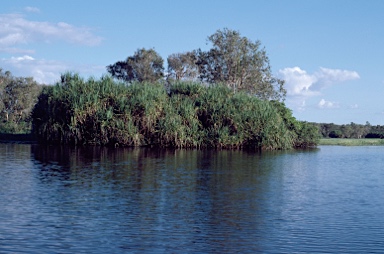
xmin=1 ymin=144 xmax=384 ymax=253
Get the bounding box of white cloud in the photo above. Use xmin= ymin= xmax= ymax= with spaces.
xmin=24 ymin=7 xmax=40 ymax=13
xmin=318 ymin=99 xmax=340 ymax=109
xmin=279 ymin=66 xmax=360 ymax=97
xmin=279 ymin=67 xmax=318 ymax=96
xmin=11 ymin=55 xmax=35 ymax=61
xmin=318 ymin=67 xmax=360 ymax=81
xmin=279 ymin=66 xmax=360 ymax=111
xmin=0 ymin=13 xmax=103 ymax=52
xmin=311 ymin=67 xmax=360 ymax=91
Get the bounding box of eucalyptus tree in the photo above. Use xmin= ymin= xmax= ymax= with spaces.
xmin=166 ymin=51 xmax=199 ymax=82
xmin=0 ymin=69 xmax=41 ymax=133
xmin=107 ymin=48 xmax=164 ymax=83
xmin=196 ymin=28 xmax=286 ymax=101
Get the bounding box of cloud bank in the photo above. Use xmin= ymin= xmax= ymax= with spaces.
xmin=279 ymin=66 xmax=360 ymax=110
xmin=0 ymin=13 xmax=103 ymax=52
xmin=280 ymin=66 xmax=360 ymax=97
xmin=0 ymin=9 xmax=104 ymax=84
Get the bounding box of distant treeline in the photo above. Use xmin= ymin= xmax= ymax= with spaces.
xmin=30 ymin=73 xmax=318 ymax=149
xmin=315 ymin=122 xmax=384 ymax=139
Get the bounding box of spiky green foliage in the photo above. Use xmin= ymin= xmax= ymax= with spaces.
xmin=32 ymin=73 xmax=318 ymax=149
xmin=270 ymin=101 xmax=320 ymax=147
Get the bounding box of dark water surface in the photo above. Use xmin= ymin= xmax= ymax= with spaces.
xmin=1 ymin=144 xmax=384 ymax=253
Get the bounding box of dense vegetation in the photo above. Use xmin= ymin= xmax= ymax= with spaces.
xmin=0 ymin=69 xmax=42 ymax=134
xmin=31 ymin=73 xmax=318 ymax=149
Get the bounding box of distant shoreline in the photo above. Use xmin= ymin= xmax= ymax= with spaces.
xmin=319 ymin=138 xmax=384 ymax=146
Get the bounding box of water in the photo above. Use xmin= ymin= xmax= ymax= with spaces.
xmin=1 ymin=144 xmax=384 ymax=253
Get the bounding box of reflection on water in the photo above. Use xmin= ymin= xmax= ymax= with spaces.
xmin=1 ymin=144 xmax=384 ymax=253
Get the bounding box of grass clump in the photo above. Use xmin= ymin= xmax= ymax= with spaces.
xmin=32 ymin=73 xmax=318 ymax=149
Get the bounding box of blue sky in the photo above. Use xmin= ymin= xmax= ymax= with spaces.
xmin=1 ymin=1 xmax=383 ymax=125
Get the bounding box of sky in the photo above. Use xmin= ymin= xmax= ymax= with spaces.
xmin=1 ymin=0 xmax=383 ymax=125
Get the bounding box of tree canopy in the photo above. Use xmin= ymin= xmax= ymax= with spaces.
xmin=195 ymin=28 xmax=286 ymax=100
xmin=107 ymin=48 xmax=164 ymax=83
xmin=166 ymin=52 xmax=199 ymax=82
xmin=0 ymin=69 xmax=41 ymax=133
xmin=107 ymin=29 xmax=286 ymax=101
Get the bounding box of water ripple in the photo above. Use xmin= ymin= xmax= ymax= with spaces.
xmin=1 ymin=145 xmax=384 ymax=253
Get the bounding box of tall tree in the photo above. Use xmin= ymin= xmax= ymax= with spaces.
xmin=0 ymin=69 xmax=41 ymax=132
xmin=196 ymin=28 xmax=286 ymax=101
xmin=107 ymin=48 xmax=164 ymax=83
xmin=167 ymin=51 xmax=199 ymax=82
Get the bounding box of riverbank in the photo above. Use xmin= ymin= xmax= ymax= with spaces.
xmin=319 ymin=138 xmax=384 ymax=146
